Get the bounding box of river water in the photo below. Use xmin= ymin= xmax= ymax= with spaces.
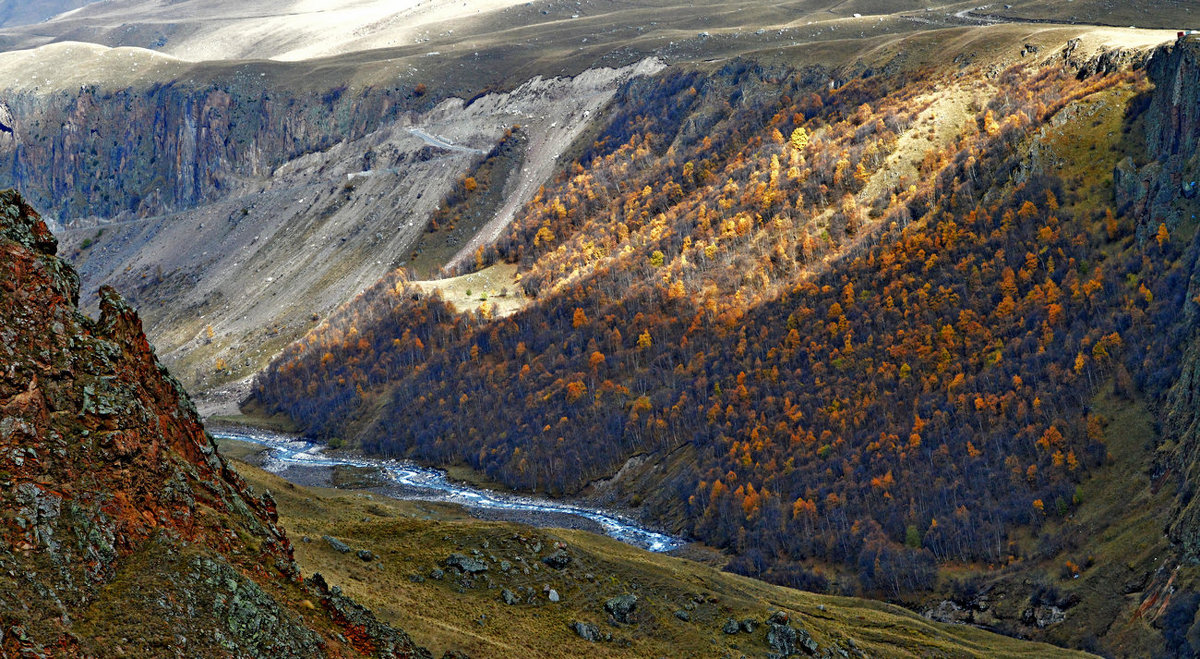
xmin=213 ymin=428 xmax=684 ymax=553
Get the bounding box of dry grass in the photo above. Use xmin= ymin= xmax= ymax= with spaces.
xmin=222 ymin=445 xmax=1095 ymax=659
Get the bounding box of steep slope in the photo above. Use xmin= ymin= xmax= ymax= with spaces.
xmin=252 ymin=25 xmax=1186 ymax=615
xmin=1163 ymin=39 xmax=1200 ymax=558
xmin=0 ymin=39 xmax=660 ymax=397
xmin=0 ymin=4 xmax=1175 ymax=407
xmin=0 ymin=189 xmax=430 ymax=657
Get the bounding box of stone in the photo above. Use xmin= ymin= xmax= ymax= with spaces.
xmin=740 ymin=618 xmax=756 ymax=633
xmin=357 ymin=549 xmax=375 ymax=562
xmin=674 ymin=610 xmax=690 ymax=622
xmin=541 ymin=549 xmax=571 ymax=569
xmin=723 ymin=618 xmax=741 ymax=634
xmin=445 ymin=553 xmax=488 ymax=574
xmin=605 ymin=594 xmax=638 ymax=624
xmin=547 ymin=589 xmax=560 ymax=603
xmin=323 ymin=535 xmax=351 ymax=553
xmin=501 ymin=589 xmax=518 ymax=605
xmin=573 ymin=621 xmax=602 ymax=642
xmin=767 ymin=620 xmax=819 ymax=657
xmin=429 ymin=568 xmax=445 ymax=580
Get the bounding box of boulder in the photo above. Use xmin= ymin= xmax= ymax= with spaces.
xmin=357 ymin=549 xmax=375 ymax=562
xmin=542 ymin=549 xmax=571 ymax=569
xmin=722 ymin=618 xmax=740 ymax=634
xmin=445 ymin=553 xmax=488 ymax=574
xmin=767 ymin=620 xmax=819 ymax=657
xmin=572 ymin=621 xmax=602 ymax=642
xmin=604 ymin=594 xmax=638 ymax=624
xmin=323 ymin=535 xmax=351 ymax=553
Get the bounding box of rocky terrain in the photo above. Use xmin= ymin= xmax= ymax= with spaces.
xmin=220 ymin=438 xmax=1094 ymax=659
xmin=0 ymin=189 xmax=433 ymax=657
xmin=2 ymin=2 xmax=1200 ymax=657
xmin=0 ymin=40 xmax=660 ymax=396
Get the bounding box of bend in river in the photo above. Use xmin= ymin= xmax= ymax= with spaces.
xmin=213 ymin=428 xmax=684 ymax=553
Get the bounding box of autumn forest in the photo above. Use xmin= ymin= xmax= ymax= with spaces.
xmin=252 ymin=53 xmax=1195 ymax=597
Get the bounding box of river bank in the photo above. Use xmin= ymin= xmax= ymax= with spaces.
xmin=208 ymin=423 xmax=686 ymax=553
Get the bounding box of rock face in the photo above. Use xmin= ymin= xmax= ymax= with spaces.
xmin=1144 ymin=38 xmax=1200 ymax=560
xmin=0 ymin=189 xmax=429 ymax=657
xmin=0 ymin=84 xmax=412 ymax=222
xmin=1115 ymin=37 xmax=1200 ymax=240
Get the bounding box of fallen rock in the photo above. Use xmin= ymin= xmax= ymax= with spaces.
xmin=605 ymin=594 xmax=638 ymax=624
xmin=501 ymin=589 xmax=518 ymax=605
xmin=357 ymin=549 xmax=375 ymax=562
xmin=767 ymin=619 xmax=819 ymax=657
xmin=572 ymin=621 xmax=603 ymax=642
xmin=323 ymin=535 xmax=351 ymax=553
xmin=542 ymin=549 xmax=571 ymax=569
xmin=723 ymin=618 xmax=740 ymax=634
xmin=740 ymin=618 xmax=756 ymax=633
xmin=445 ymin=553 xmax=488 ymax=574
xmin=547 ymin=589 xmax=560 ymax=603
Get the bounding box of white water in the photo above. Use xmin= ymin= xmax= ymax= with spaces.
xmin=214 ymin=428 xmax=684 ymax=553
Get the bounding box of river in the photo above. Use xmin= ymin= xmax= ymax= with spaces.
xmin=213 ymin=428 xmax=684 ymax=553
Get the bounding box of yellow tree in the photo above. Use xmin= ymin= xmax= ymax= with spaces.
xmin=790 ymin=127 xmax=809 ymax=150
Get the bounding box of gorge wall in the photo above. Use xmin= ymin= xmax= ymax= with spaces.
xmin=0 ymin=189 xmax=430 ymax=657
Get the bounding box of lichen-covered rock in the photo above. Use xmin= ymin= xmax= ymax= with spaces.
xmin=604 ymin=593 xmax=638 ymax=624
xmin=541 ymin=548 xmax=571 ymax=569
xmin=766 ymin=619 xmax=819 ymax=657
xmin=444 ymin=553 xmax=488 ymax=574
xmin=0 ymin=190 xmax=430 ymax=658
xmin=571 ymin=621 xmax=605 ymax=642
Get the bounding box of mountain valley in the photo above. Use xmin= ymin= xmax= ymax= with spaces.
xmin=1 ymin=1 xmax=1199 ymax=657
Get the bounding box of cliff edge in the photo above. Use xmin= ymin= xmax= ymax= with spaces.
xmin=0 ymin=188 xmax=430 ymax=657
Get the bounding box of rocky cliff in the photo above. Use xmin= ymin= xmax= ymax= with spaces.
xmin=1114 ymin=36 xmax=1200 ymax=241
xmin=1140 ymin=37 xmax=1200 ymax=558
xmin=0 ymin=188 xmax=430 ymax=657
xmin=0 ymin=79 xmax=419 ymax=223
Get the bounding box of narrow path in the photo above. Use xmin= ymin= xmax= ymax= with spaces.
xmin=408 ymin=127 xmax=486 ymax=154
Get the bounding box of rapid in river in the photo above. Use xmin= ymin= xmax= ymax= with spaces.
xmin=213 ymin=428 xmax=684 ymax=553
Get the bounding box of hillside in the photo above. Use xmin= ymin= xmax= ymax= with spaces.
xmin=250 ymin=28 xmax=1200 ymax=656
xmin=221 ymin=438 xmax=1095 ymax=659
xmin=0 ymin=189 xmax=431 ymax=657
xmin=4 ymin=1 xmax=1200 ymax=656
xmin=0 ymin=1 xmax=1175 ymax=407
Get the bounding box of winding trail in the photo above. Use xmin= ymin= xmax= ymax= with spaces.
xmin=214 ymin=427 xmax=684 ymax=552
xmin=407 ymin=127 xmax=486 ymax=154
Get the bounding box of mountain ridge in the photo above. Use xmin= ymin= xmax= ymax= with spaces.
xmin=0 ymin=188 xmax=432 ymax=657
